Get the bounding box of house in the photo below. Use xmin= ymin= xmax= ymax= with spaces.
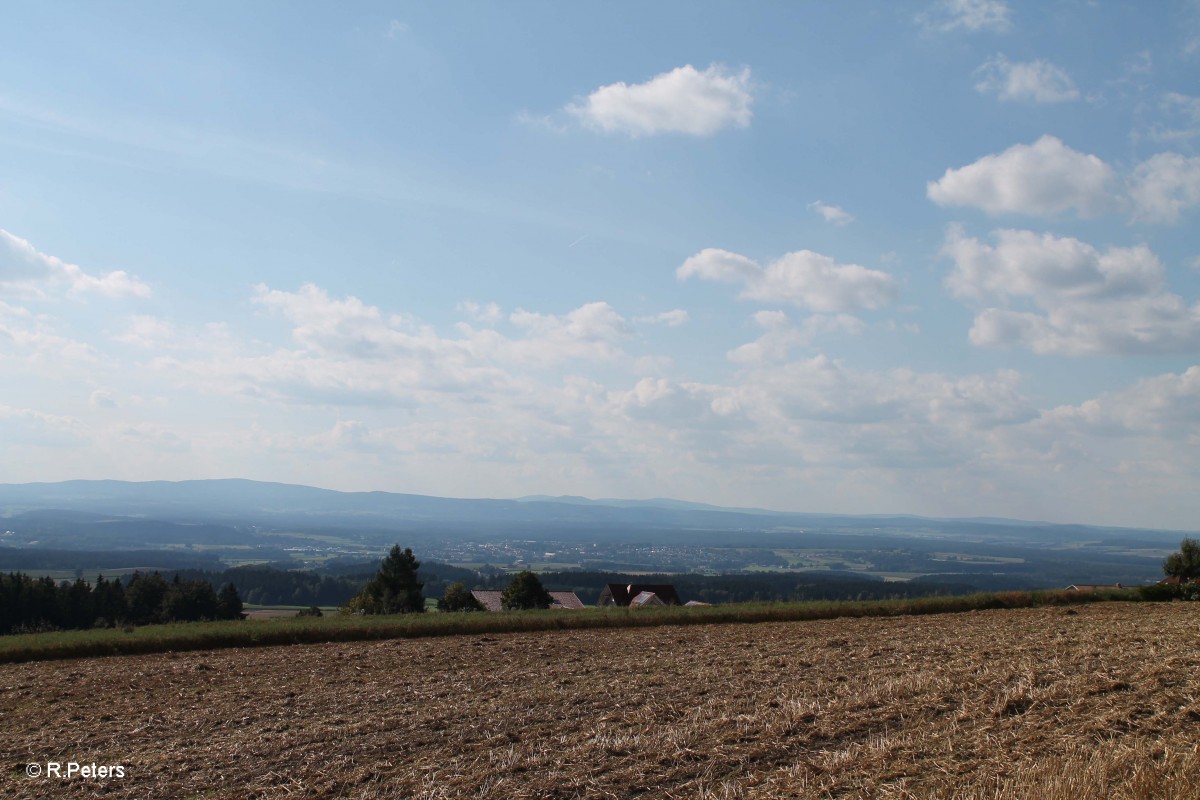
xmin=630 ymin=591 xmax=666 ymax=607
xmin=469 ymin=590 xmax=585 ymax=612
xmin=1065 ymin=583 xmax=1124 ymax=592
xmin=598 ymin=583 xmax=683 ymax=607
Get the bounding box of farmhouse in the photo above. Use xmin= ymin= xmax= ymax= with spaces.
xmin=598 ymin=583 xmax=683 ymax=607
xmin=470 ymin=590 xmax=585 ymax=611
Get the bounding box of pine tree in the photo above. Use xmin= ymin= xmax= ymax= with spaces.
xmin=345 ymin=546 xmax=425 ymax=614
xmin=217 ymin=583 xmax=245 ymax=620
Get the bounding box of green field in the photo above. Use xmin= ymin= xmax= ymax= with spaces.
xmin=0 ymin=588 xmax=1142 ymax=665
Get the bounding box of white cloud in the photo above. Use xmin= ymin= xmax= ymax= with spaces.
xmin=678 ymin=248 xmax=896 ymax=312
xmin=929 ymin=136 xmax=1200 ymax=224
xmin=942 ymin=226 xmax=1200 ymax=355
xmin=1127 ymin=152 xmax=1200 ymax=224
xmin=385 ymin=19 xmax=408 ymax=38
xmin=636 ymin=309 xmax=689 ymax=327
xmin=0 ymin=314 xmax=98 ymax=363
xmin=89 ymin=389 xmax=118 ymax=409
xmin=808 ymin=201 xmax=855 ymax=226
xmin=1146 ymin=92 xmax=1200 ymax=142
xmin=0 ymin=403 xmax=88 ymax=447
xmin=115 ymin=315 xmax=176 ymax=348
xmin=567 ymin=64 xmax=753 ymax=137
xmin=728 ymin=311 xmax=864 ymax=364
xmin=0 ymin=229 xmax=151 ymax=298
xmin=918 ymin=0 xmax=1013 ymax=33
xmin=927 ymin=136 xmax=1117 ymax=217
xmin=155 ymin=285 xmax=639 ymax=409
xmin=1043 ymin=366 xmax=1200 ymax=438
xmin=507 ymin=302 xmax=632 ymax=365
xmin=458 ymin=300 xmax=503 ymax=324
xmin=974 ymin=55 xmax=1079 ymax=103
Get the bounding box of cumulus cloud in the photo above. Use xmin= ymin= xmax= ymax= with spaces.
xmin=507 ymin=302 xmax=632 ymax=365
xmin=678 ymin=248 xmax=896 ymax=312
xmin=942 ymin=226 xmax=1200 ymax=355
xmin=636 ymin=309 xmax=689 ymax=327
xmin=0 ymin=314 xmax=98 ymax=363
xmin=567 ymin=64 xmax=753 ymax=137
xmin=114 ymin=315 xmax=176 ymax=348
xmin=157 ymin=285 xmax=639 ymax=408
xmin=974 ymin=55 xmax=1079 ymax=103
xmin=808 ymin=201 xmax=855 ymax=226
xmin=1043 ymin=366 xmax=1200 ymax=438
xmin=728 ymin=311 xmax=864 ymax=363
xmin=458 ymin=300 xmax=503 ymax=324
xmin=918 ymin=0 xmax=1013 ymax=33
xmin=929 ymin=136 xmax=1200 ymax=224
xmin=1127 ymin=153 xmax=1200 ymax=224
xmin=927 ymin=136 xmax=1117 ymax=217
xmin=0 ymin=229 xmax=151 ymax=298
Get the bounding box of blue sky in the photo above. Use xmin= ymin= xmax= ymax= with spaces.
xmin=2 ymin=1 xmax=1199 ymax=528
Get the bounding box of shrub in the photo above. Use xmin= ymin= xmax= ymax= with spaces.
xmin=501 ymin=571 xmax=553 ymax=611
xmin=439 ymin=583 xmax=484 ymax=612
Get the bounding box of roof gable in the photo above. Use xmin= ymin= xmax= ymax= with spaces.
xmin=470 ymin=589 xmax=585 ymax=611
xmin=600 ymin=583 xmax=682 ymax=606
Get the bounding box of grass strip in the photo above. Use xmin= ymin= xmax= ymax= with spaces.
xmin=0 ymin=588 xmax=1141 ymax=665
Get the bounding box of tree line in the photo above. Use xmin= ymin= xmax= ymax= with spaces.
xmin=172 ymin=560 xmax=478 ymax=607
xmin=0 ymin=572 xmax=244 ymax=635
xmin=344 ymin=546 xmax=557 ymax=614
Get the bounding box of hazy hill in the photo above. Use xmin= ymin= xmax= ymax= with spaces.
xmin=0 ymin=479 xmax=1188 ymax=547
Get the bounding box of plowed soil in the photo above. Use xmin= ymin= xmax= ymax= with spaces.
xmin=3 ymin=603 xmax=1199 ymax=799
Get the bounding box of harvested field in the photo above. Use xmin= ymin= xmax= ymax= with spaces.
xmin=2 ymin=602 xmax=1199 ymax=799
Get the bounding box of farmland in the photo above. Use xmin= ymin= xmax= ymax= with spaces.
xmin=3 ymin=602 xmax=1199 ymax=798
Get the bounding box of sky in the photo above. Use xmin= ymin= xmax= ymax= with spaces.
xmin=1 ymin=1 xmax=1199 ymax=529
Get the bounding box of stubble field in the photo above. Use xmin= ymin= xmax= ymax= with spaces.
xmin=2 ymin=602 xmax=1199 ymax=799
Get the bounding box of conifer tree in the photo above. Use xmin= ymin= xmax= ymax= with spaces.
xmin=345 ymin=545 xmax=425 ymax=614
xmin=217 ymin=583 xmax=245 ymax=620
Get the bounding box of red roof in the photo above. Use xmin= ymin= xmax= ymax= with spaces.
xmin=469 ymin=589 xmax=585 ymax=611
xmin=599 ymin=583 xmax=683 ymax=607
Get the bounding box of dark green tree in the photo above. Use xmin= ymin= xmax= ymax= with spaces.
xmin=501 ymin=570 xmax=553 ymax=611
xmin=125 ymin=572 xmax=170 ymax=625
xmin=92 ymin=575 xmax=128 ymax=626
xmin=345 ymin=545 xmax=425 ymax=614
xmin=62 ymin=577 xmax=95 ymax=630
xmin=1164 ymin=537 xmax=1200 ymax=582
xmin=438 ymin=582 xmax=484 ymax=612
xmin=217 ymin=583 xmax=245 ymax=620
xmin=163 ymin=579 xmax=220 ymax=622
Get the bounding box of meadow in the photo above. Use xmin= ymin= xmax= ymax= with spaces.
xmin=0 ymin=588 xmax=1135 ymax=665
xmin=2 ymin=602 xmax=1198 ymax=798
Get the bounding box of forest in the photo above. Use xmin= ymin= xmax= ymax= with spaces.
xmin=0 ymin=572 xmax=244 ymax=635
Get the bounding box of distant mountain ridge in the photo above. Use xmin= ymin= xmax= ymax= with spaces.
xmin=0 ymin=478 xmax=1186 ymax=540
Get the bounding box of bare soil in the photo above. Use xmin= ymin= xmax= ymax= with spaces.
xmin=2 ymin=602 xmax=1199 ymax=799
